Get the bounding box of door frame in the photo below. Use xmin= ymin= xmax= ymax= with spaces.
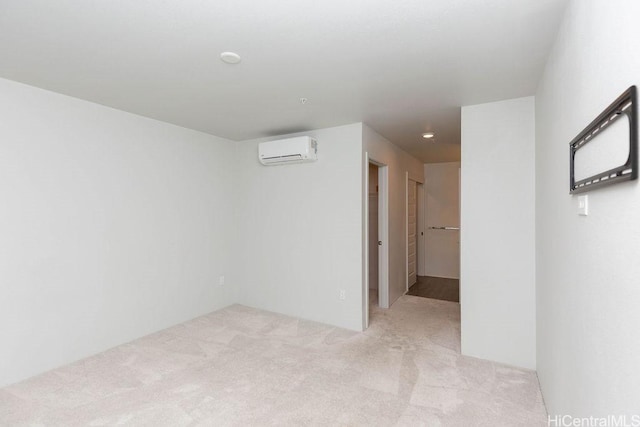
xmin=363 ymin=153 xmax=389 ymax=329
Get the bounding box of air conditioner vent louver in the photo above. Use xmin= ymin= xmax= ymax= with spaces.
xmin=262 ymin=154 xmax=303 ymax=162
xmin=258 ymin=136 xmax=317 ymax=166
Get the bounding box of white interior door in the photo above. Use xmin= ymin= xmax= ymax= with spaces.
xmin=425 ymin=162 xmax=460 ymax=279
xmin=407 ymin=179 xmax=417 ymax=287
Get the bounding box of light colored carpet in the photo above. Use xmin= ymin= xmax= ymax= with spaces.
xmin=0 ymin=296 xmax=547 ymax=426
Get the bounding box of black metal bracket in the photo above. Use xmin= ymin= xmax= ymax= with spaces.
xmin=570 ymin=86 xmax=638 ymax=194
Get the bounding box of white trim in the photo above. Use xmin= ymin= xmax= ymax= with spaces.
xmin=363 ymin=153 xmax=370 ymax=330
xmin=405 ymin=172 xmax=409 ymax=294
xmin=377 ymin=164 xmax=389 ymax=309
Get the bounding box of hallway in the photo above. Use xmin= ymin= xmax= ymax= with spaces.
xmin=407 ymin=276 xmax=460 ymax=303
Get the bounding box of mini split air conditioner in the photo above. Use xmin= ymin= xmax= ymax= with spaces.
xmin=258 ymin=136 xmax=318 ymax=165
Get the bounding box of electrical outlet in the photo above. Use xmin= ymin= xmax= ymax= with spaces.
xmin=219 ymin=275 xmax=225 ymax=286
xmin=339 ymin=289 xmax=346 ymax=300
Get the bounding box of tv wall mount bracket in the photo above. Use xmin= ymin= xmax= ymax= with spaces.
xmin=569 ymin=85 xmax=638 ymax=194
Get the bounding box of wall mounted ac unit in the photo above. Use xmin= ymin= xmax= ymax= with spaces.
xmin=258 ymin=136 xmax=318 ymax=165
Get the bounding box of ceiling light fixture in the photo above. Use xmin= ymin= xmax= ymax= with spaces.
xmin=220 ymin=52 xmax=241 ymax=64
xmin=422 ymin=132 xmax=435 ymax=139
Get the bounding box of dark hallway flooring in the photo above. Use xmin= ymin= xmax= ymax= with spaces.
xmin=407 ymin=276 xmax=459 ymax=302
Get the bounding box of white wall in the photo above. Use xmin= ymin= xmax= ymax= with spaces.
xmin=363 ymin=125 xmax=424 ymax=307
xmin=536 ymin=0 xmax=640 ymax=416
xmin=234 ymin=124 xmax=364 ymax=331
xmin=460 ymin=97 xmax=536 ymax=369
xmin=0 ymin=78 xmax=237 ymax=387
xmin=424 ymin=162 xmax=460 ymax=279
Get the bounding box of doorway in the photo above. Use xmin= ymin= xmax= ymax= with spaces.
xmin=368 ymin=163 xmax=379 ymax=304
xmin=364 ymin=158 xmax=389 ymax=328
xmin=406 ymin=178 xmax=419 ymax=292
xmin=409 ymin=162 xmax=460 ymax=302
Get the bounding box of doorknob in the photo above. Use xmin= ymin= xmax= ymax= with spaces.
xmin=378 ymin=241 xmax=382 ymax=246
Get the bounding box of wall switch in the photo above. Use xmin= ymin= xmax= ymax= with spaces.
xmin=339 ymin=289 xmax=346 ymax=300
xmin=219 ymin=275 xmax=225 ymax=286
xmin=578 ymin=195 xmax=588 ymax=216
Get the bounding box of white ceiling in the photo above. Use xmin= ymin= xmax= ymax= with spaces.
xmin=0 ymin=0 xmax=568 ymax=162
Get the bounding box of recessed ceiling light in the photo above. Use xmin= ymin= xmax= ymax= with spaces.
xmin=220 ymin=52 xmax=241 ymax=64
xmin=422 ymin=132 xmax=435 ymax=139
